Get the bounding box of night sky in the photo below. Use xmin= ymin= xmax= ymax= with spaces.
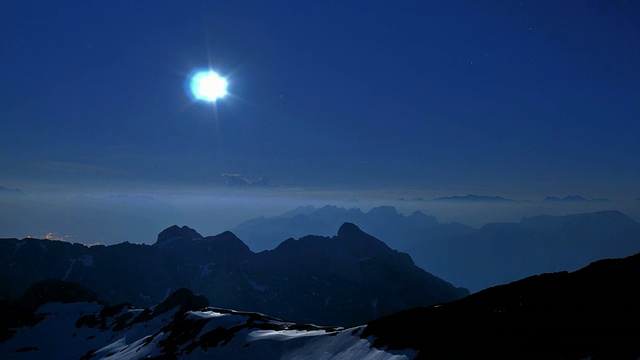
xmin=2 ymin=0 xmax=640 ymax=200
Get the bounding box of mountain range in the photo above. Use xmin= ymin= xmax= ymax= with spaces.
xmin=431 ymin=194 xmax=518 ymax=202
xmin=543 ymin=195 xmax=610 ymax=202
xmin=231 ymin=206 xmax=640 ymax=292
xmin=0 ymin=223 xmax=467 ymax=327
xmin=2 ymin=250 xmax=640 ymax=359
xmin=231 ymin=204 xmax=473 ymax=252
xmin=0 ymin=186 xmax=24 ymax=196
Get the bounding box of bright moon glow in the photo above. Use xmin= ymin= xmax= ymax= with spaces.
xmin=190 ymin=71 xmax=227 ymax=102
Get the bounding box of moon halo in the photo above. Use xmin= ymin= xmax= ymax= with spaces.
xmin=190 ymin=70 xmax=228 ymax=102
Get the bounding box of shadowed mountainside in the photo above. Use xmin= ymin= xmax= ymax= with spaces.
xmin=364 ymin=251 xmax=640 ymax=359
xmin=0 ymin=223 xmax=467 ymax=327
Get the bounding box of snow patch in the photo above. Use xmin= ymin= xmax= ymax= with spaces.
xmin=199 ymin=263 xmax=214 ymax=280
xmin=92 ymin=334 xmax=164 ymax=360
xmin=11 ymin=240 xmax=27 ymax=258
xmin=248 ymin=278 xmax=268 ymax=292
xmin=91 ymin=336 xmax=129 ymax=357
xmin=247 ymin=329 xmax=328 ymax=342
xmin=0 ymin=302 xmax=418 ymax=360
xmin=188 ymin=310 xmax=230 ymax=319
xmin=280 ymin=327 xmax=417 ymax=360
xmin=79 ymin=254 xmax=94 ymax=266
xmin=62 ymin=255 xmax=95 ymax=280
xmin=239 ymin=266 xmax=269 ymax=292
xmin=188 ymin=311 xmax=250 ymax=330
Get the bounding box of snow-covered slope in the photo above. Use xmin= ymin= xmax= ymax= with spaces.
xmin=0 ymin=290 xmax=416 ymax=360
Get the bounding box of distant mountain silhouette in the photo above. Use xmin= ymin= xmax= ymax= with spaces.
xmin=417 ymin=210 xmax=640 ymax=292
xmin=232 ymin=204 xmax=472 ymax=252
xmin=3 ymin=252 xmax=640 ymax=359
xmin=0 ymin=192 xmax=186 ymax=246
xmin=232 ymin=205 xmax=640 ymax=293
xmin=221 ymin=173 xmax=275 ymax=187
xmin=0 ymin=223 xmax=467 ymax=327
xmin=0 ymin=186 xmax=24 ymax=196
xmin=365 ymin=251 xmax=640 ymax=359
xmin=155 ymin=224 xmax=204 ymax=245
xmin=544 ymin=195 xmax=610 ymax=202
xmin=432 ymin=194 xmax=517 ymax=202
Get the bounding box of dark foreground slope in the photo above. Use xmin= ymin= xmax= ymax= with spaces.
xmin=0 ymin=223 xmax=467 ymax=326
xmin=3 ymin=252 xmax=640 ymax=359
xmin=364 ymin=251 xmax=640 ymax=359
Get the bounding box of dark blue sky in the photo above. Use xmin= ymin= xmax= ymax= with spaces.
xmin=2 ymin=0 xmax=639 ymax=199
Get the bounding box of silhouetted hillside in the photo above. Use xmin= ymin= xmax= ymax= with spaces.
xmin=364 ymin=251 xmax=640 ymax=359
xmin=0 ymin=224 xmax=467 ymax=327
xmin=432 ymin=194 xmax=517 ymax=202
xmin=544 ymin=195 xmax=610 ymax=202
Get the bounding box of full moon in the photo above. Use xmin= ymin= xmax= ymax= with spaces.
xmin=190 ymin=70 xmax=227 ymax=102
